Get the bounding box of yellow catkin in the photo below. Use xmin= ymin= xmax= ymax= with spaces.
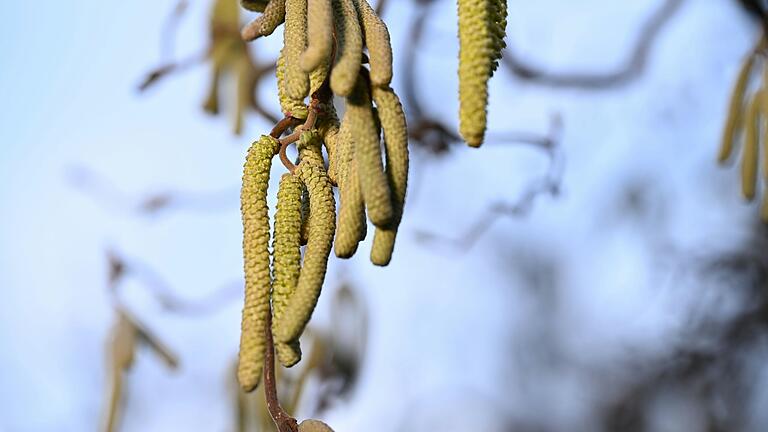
xmin=298 ymin=419 xmax=335 ymax=432
xmin=241 ymin=0 xmax=287 ymax=41
xmin=238 ymin=135 xmax=280 ymax=392
xmin=348 ymin=73 xmax=393 ymax=227
xmin=742 ymin=91 xmax=761 ymax=201
xmin=719 ymin=53 xmax=756 ymax=163
xmin=761 ymin=193 xmax=768 ymax=222
xmin=277 ymin=49 xmax=309 ymax=118
xmin=272 ymin=173 xmax=304 ymax=367
xmin=370 ymin=86 xmax=408 ymax=266
xmin=457 ymin=0 xmax=496 ymax=147
xmin=309 ymin=55 xmax=331 ymax=96
xmin=301 ymin=0 xmax=333 ymax=73
xmin=351 ymin=0 xmax=392 ymax=87
xmin=330 ymin=0 xmax=363 ymax=96
xmin=334 ymin=116 xmax=367 ymax=258
xmin=274 ymin=157 xmax=336 ymax=344
xmin=284 ymin=0 xmax=310 ymax=100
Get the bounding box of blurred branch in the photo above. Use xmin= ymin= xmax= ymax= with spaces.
xmin=502 ymin=0 xmax=685 ymax=89
xmin=69 ymin=165 xmax=239 ymax=215
xmin=414 ymin=114 xmax=564 ymax=252
xmin=107 ymin=249 xmax=243 ymax=316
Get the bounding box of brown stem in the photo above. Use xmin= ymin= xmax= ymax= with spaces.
xmin=276 ymin=99 xmax=323 ymax=173
xmin=263 ymin=307 xmax=299 ymax=432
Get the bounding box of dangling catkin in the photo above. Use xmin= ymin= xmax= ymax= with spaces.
xmin=241 ymin=0 xmax=287 ymax=41
xmin=457 ymin=0 xmax=497 ymax=147
xmin=348 ymin=72 xmax=393 ymax=227
xmin=351 ymin=0 xmax=392 ymax=87
xmin=301 ymin=0 xmax=334 ymax=73
xmin=330 ymin=0 xmax=363 ymax=96
xmin=238 ymin=135 xmax=280 ymax=392
xmin=274 ymin=157 xmax=336 ymax=344
xmin=334 ymin=116 xmax=367 ymax=258
xmin=285 ymin=0 xmax=310 ymax=100
xmin=742 ymin=91 xmax=762 ymax=201
xmin=272 ymin=173 xmax=304 ymax=367
xmin=719 ymin=53 xmax=756 ymax=163
xmin=277 ymin=49 xmax=309 ymax=118
xmin=370 ymin=85 xmax=408 ymax=266
xmin=298 ymin=131 xmax=326 ymax=245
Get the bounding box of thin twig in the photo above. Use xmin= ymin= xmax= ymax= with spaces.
xmin=264 ymin=308 xmax=300 ymax=432
xmin=502 ymin=0 xmax=685 ymax=89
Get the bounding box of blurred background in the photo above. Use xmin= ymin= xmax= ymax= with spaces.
xmin=1 ymin=0 xmax=767 ymax=431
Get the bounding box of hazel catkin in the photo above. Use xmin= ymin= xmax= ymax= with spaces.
xmin=274 ymin=156 xmax=336 ymax=344
xmin=351 ymin=0 xmax=393 ymax=87
xmin=241 ymin=0 xmax=287 ymax=41
xmin=238 ymin=135 xmax=280 ymax=392
xmin=272 ymin=173 xmax=304 ymax=367
xmin=742 ymin=90 xmax=762 ymax=201
xmin=720 ymin=52 xmax=757 ymax=163
xmin=298 ymin=419 xmax=336 ymax=432
xmin=284 ymin=0 xmax=311 ymax=100
xmin=301 ymin=0 xmax=334 ymax=73
xmin=370 ymin=85 xmax=408 ymax=266
xmin=330 ymin=0 xmax=363 ymax=96
xmin=348 ymin=72 xmax=393 ymax=227
xmin=334 ymin=116 xmax=367 ymax=258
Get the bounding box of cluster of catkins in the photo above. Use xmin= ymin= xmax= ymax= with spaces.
xmin=720 ymin=36 xmax=768 ymax=222
xmin=457 ymin=0 xmax=508 ymax=147
xmin=235 ymin=0 xmax=408 ymax=396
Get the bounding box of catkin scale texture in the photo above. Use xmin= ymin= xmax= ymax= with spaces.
xmin=238 ymin=135 xmax=280 ymax=392
xmin=348 ymin=74 xmax=393 ymax=227
xmin=301 ymin=0 xmax=334 ymax=73
xmin=272 ymin=173 xmax=304 ymax=367
xmin=457 ymin=0 xmax=497 ymax=147
xmin=285 ymin=0 xmax=311 ymax=100
xmin=274 ymin=159 xmax=336 ymax=344
xmin=330 ymin=0 xmax=363 ymax=96
xmin=278 ymin=49 xmax=309 ymax=118
xmin=334 ymin=117 xmax=367 ymax=258
xmin=370 ymin=86 xmax=408 ymax=266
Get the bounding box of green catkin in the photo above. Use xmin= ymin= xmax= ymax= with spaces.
xmin=285 ymin=0 xmax=310 ymax=100
xmin=298 ymin=419 xmax=335 ymax=432
xmin=238 ymin=135 xmax=280 ymax=392
xmin=277 ymin=49 xmax=309 ymax=118
xmin=457 ymin=0 xmax=497 ymax=147
xmin=370 ymin=86 xmax=408 ymax=266
xmin=330 ymin=0 xmax=363 ymax=96
xmin=720 ymin=53 xmax=756 ymax=163
xmin=351 ymin=0 xmax=393 ymax=87
xmin=309 ymin=55 xmax=331 ymax=96
xmin=742 ymin=91 xmax=761 ymax=201
xmin=272 ymin=173 xmax=304 ymax=367
xmin=334 ymin=116 xmax=367 ymax=257
xmin=301 ymin=0 xmax=334 ymax=73
xmin=274 ymin=157 xmax=336 ymax=344
xmin=241 ymin=0 xmax=287 ymax=41
xmin=348 ymin=73 xmax=393 ymax=227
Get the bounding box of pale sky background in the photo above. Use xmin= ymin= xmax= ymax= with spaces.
xmin=0 ymin=0 xmax=763 ymax=431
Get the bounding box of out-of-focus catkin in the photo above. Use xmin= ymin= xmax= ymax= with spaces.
xmin=352 ymin=0 xmax=392 ymax=87
xmin=241 ymin=0 xmax=287 ymax=41
xmin=238 ymin=135 xmax=280 ymax=392
xmin=742 ymin=91 xmax=762 ymax=201
xmin=720 ymin=54 xmax=757 ymax=163
xmin=272 ymin=173 xmax=304 ymax=367
xmin=370 ymin=85 xmax=408 ymax=266
xmin=298 ymin=419 xmax=335 ymax=432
